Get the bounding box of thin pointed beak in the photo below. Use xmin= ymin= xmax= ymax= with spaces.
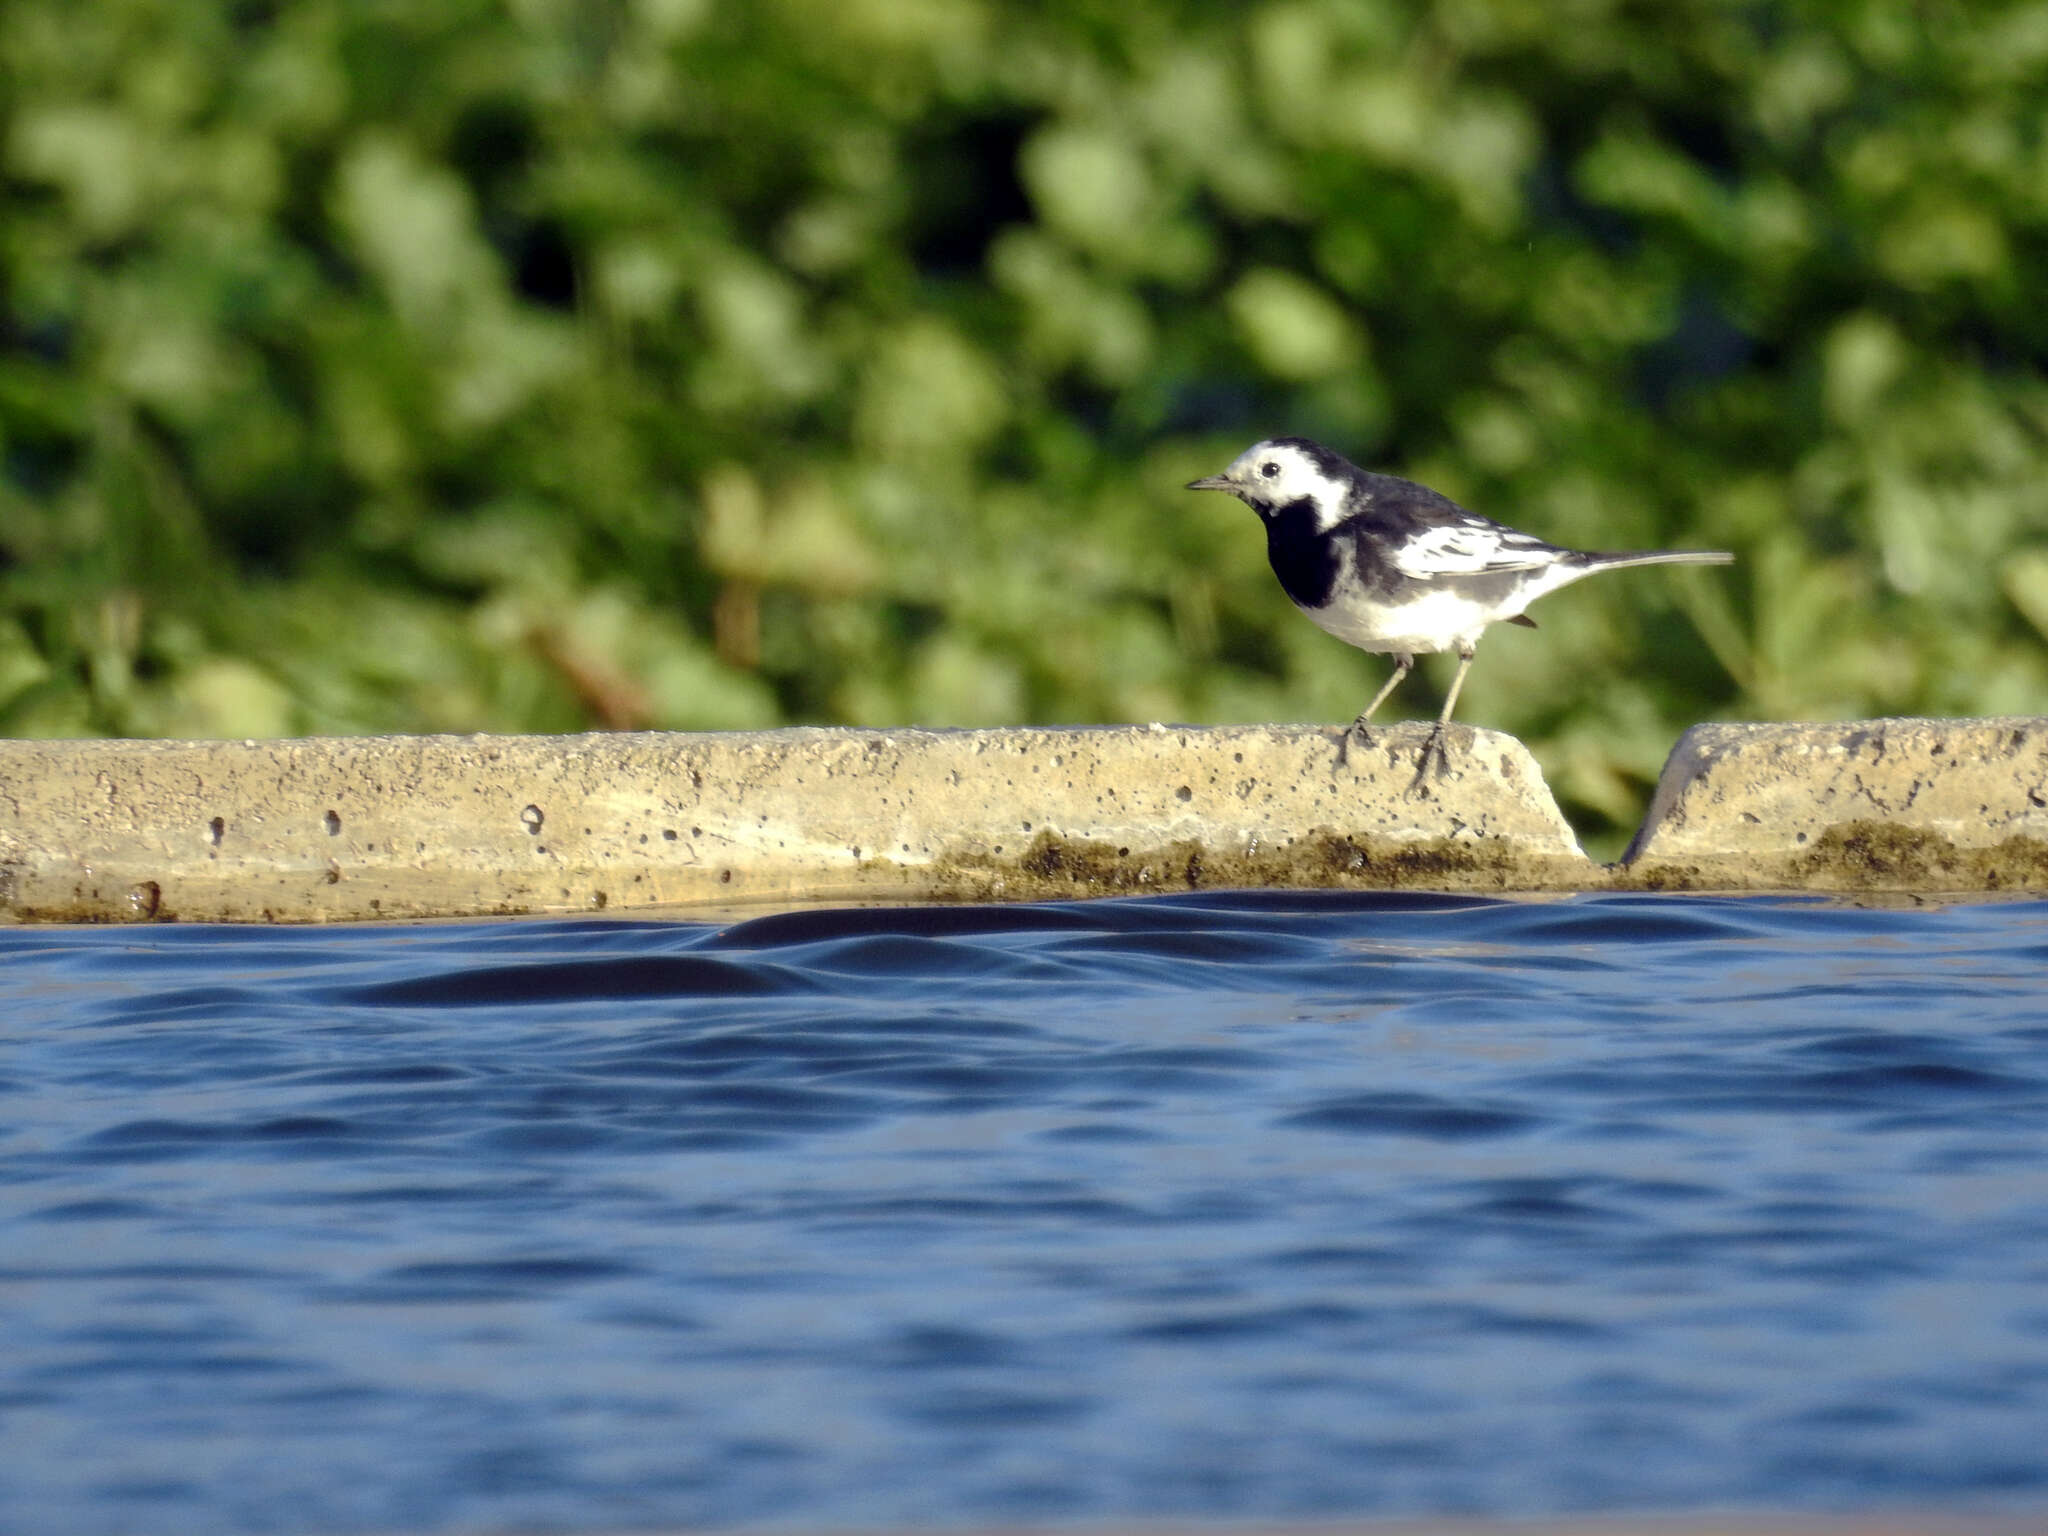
xmin=1186 ymin=473 xmax=1235 ymax=492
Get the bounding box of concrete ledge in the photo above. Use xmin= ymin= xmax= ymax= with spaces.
xmin=4 ymin=717 xmax=2047 ymax=922
xmin=1623 ymin=716 xmax=2048 ymax=892
xmin=0 ymin=724 xmax=1587 ymax=923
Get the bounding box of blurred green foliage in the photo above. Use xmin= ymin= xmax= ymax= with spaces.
xmin=5 ymin=0 xmax=2048 ymax=850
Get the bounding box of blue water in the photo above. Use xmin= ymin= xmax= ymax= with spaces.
xmin=3 ymin=892 xmax=2047 ymax=1535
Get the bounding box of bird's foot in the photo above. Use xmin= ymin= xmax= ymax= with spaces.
xmin=1334 ymin=717 xmax=1377 ymax=771
xmin=1404 ymin=724 xmax=1455 ymax=796
xmin=1422 ymin=722 xmax=1453 ymax=776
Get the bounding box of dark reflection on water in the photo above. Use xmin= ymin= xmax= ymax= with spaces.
xmin=3 ymin=892 xmax=2048 ymax=1533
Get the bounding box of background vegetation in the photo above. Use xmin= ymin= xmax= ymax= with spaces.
xmin=5 ymin=0 xmax=2048 ymax=850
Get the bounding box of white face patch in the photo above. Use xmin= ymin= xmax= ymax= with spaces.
xmin=1217 ymin=441 xmax=1354 ymax=532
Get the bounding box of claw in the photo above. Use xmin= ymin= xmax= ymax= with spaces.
xmin=1416 ymin=723 xmax=1455 ymax=783
xmin=1423 ymin=725 xmax=1446 ymax=775
xmin=1334 ymin=718 xmax=1376 ymax=772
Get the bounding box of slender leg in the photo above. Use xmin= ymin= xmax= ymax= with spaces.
xmin=1348 ymin=653 xmax=1414 ymax=744
xmin=1419 ymin=645 xmax=1476 ymax=776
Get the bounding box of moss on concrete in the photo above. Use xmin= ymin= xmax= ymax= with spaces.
xmin=1613 ymin=820 xmax=2048 ymax=895
xmin=925 ymin=826 xmax=1580 ymax=902
xmin=1794 ymin=821 xmax=2048 ymax=892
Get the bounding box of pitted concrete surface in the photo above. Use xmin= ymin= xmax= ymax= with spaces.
xmin=0 ymin=724 xmax=1588 ymax=923
xmin=1624 ymin=716 xmax=2048 ymax=891
xmin=6 ymin=717 xmax=2048 ymax=922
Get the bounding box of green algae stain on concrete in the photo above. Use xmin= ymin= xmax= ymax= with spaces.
xmin=1619 ymin=821 xmax=2048 ymax=894
xmin=924 ymin=827 xmax=1578 ymax=901
xmin=1794 ymin=821 xmax=2048 ymax=892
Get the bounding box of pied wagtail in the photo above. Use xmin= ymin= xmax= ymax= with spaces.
xmin=1188 ymin=437 xmax=1733 ymax=772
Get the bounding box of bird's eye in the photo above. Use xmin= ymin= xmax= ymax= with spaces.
xmin=1259 ymin=462 xmax=1279 ymax=479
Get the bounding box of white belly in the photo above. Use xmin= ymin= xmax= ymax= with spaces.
xmin=1299 ymin=584 xmax=1501 ymax=656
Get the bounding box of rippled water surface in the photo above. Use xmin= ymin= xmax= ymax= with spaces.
xmin=4 ymin=892 xmax=2048 ymax=1534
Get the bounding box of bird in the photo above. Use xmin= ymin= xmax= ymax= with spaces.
xmin=1187 ymin=436 xmax=1733 ymax=775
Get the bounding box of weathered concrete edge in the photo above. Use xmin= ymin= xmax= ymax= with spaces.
xmin=0 ymin=724 xmax=1585 ymax=924
xmin=2 ymin=717 xmax=2046 ymax=923
xmin=1621 ymin=715 xmax=2048 ymax=893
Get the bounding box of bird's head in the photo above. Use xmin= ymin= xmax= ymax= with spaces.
xmin=1186 ymin=437 xmax=1355 ymax=530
